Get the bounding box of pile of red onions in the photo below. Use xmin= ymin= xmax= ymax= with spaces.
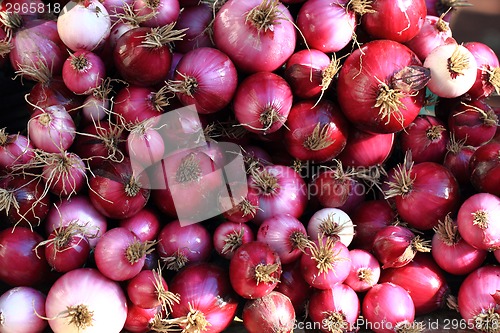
xmin=1 ymin=0 xmax=500 ymax=332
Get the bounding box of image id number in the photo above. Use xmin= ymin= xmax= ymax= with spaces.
xmin=4 ymin=2 xmax=61 ymax=15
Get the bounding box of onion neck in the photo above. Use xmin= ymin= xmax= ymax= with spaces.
xmin=436 ymin=15 xmax=450 ymax=33
xmin=13 ymin=58 xmax=52 ymax=84
xmin=126 ymin=239 xmax=156 ymax=263
xmin=0 ymin=12 xmax=23 ymax=32
xmin=221 ymin=229 xmax=244 ymax=255
xmin=323 ymin=311 xmax=349 ymax=333
xmin=319 ymin=213 xmax=352 ymax=240
xmin=474 ymin=308 xmax=500 ymax=333
xmin=259 ymin=106 xmax=284 ymax=132
xmin=176 ymin=154 xmax=202 ymax=183
xmin=426 ymin=125 xmax=445 ymax=141
xmin=163 ymin=249 xmax=189 ymax=271
xmin=472 ymin=210 xmax=489 ymax=230
xmin=66 ymin=304 xmax=94 ymax=330
xmin=39 ymin=113 xmax=52 ymax=126
xmin=433 ymin=214 xmax=460 ymax=246
xmin=151 ymin=85 xmax=173 ymax=112
xmin=245 ymin=0 xmax=281 ymax=33
xmin=251 ymin=169 xmax=280 ymax=195
xmin=142 ymin=23 xmax=188 ymax=49
xmin=0 ymin=188 xmax=19 ymax=218
xmin=347 ymin=0 xmax=375 ymax=15
xmin=71 ymin=54 xmax=90 ymax=72
xmin=0 ymin=39 xmax=12 ymax=58
xmin=0 ymin=128 xmax=7 ymax=146
xmin=375 ymin=81 xmax=407 ymax=127
xmin=166 ymin=74 xmax=198 ymax=97
xmin=446 ymin=133 xmax=466 ymax=155
xmin=487 ymin=67 xmax=500 ymax=95
xmin=145 ymin=0 xmax=160 ymax=9
xmin=182 ymin=305 xmax=210 ymax=333
xmin=254 ymin=263 xmax=280 ymax=284
xmin=384 ymin=153 xmax=415 ymax=199
xmin=308 ymin=236 xmax=349 ymax=274
xmin=358 ymin=268 xmax=374 ymax=284
xmin=397 ymin=236 xmax=431 ymax=266
xmin=290 ymin=231 xmax=309 ymax=252
xmin=303 ymin=123 xmax=334 ymax=151
xmin=125 ymin=176 xmax=142 ymax=197
xmin=152 ymin=267 xmax=180 ymax=314
xmin=238 ymin=198 xmax=258 ymax=218
xmin=448 ymin=45 xmax=472 ymax=79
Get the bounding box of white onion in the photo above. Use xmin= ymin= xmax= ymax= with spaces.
xmin=307 ymin=207 xmax=355 ymax=247
xmin=0 ymin=287 xmax=47 ymax=333
xmin=57 ymin=0 xmax=111 ymax=51
xmin=424 ymin=43 xmax=478 ymax=98
xmin=45 ymin=268 xmax=127 ymax=333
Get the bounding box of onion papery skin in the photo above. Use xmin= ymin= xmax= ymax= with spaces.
xmin=169 ymin=263 xmax=239 ymax=333
xmin=308 ymin=284 xmax=360 ymax=333
xmin=361 ymin=0 xmax=427 ymax=43
xmin=45 ymin=268 xmax=128 ymax=333
xmin=0 ymin=227 xmax=50 ymax=287
xmin=457 ymin=192 xmax=500 ymax=251
xmin=337 ymin=40 xmax=425 ymax=134
xmin=379 ymin=254 xmax=449 ymax=315
xmin=113 ymin=27 xmax=172 ymax=87
xmin=284 ymin=99 xmax=349 ymax=162
xmin=337 ymin=128 xmax=394 ymax=167
xmin=296 ymin=0 xmax=356 ymax=53
xmin=457 ymin=266 xmax=500 ymax=333
xmin=469 ymin=142 xmax=500 ymax=197
xmin=389 ymin=161 xmax=460 ymax=230
xmin=88 ymin=157 xmax=150 ymax=219
xmin=362 ymin=282 xmax=416 ymax=333
xmin=10 ymin=19 xmax=67 ymax=78
xmin=213 ymin=0 xmax=297 ymax=73
xmin=172 ymin=47 xmax=238 ymax=115
xmin=242 ymin=291 xmax=296 ymax=333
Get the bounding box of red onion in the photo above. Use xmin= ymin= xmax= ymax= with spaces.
xmin=0 ymin=286 xmax=47 ymax=333
xmin=432 ymin=214 xmax=487 ymax=275
xmin=242 ymin=291 xmax=296 ymax=333
xmin=168 ymin=47 xmax=238 ymax=114
xmin=174 ymin=4 xmax=213 ymax=53
xmin=133 ymin=0 xmax=180 ymax=27
xmin=28 ymin=105 xmax=76 ymax=153
xmin=399 ymin=115 xmax=449 ymax=163
xmin=300 ymin=236 xmax=351 ymax=289
xmin=307 ymin=207 xmax=354 ymax=247
xmin=94 ymin=227 xmax=155 ymax=281
xmin=123 ymin=302 xmax=159 ymax=333
xmin=213 ymin=0 xmax=296 ymax=73
xmin=284 ymin=99 xmax=349 ymax=162
xmin=9 ymin=18 xmax=66 ymax=78
xmin=62 ymin=49 xmax=106 ymax=95
xmin=385 ymin=157 xmax=460 ymax=230
xmin=470 ymin=142 xmax=500 ymax=197
xmin=233 ymin=71 xmax=293 ymax=135
xmin=169 ymin=263 xmax=239 ymax=333
xmin=283 ymin=49 xmax=331 ymax=100
xmin=296 ymin=0 xmax=356 ymax=53
xmin=89 ymin=157 xmax=150 ymax=219
xmin=229 ymin=241 xmax=281 ymax=299
xmin=308 ymin=284 xmax=360 ymax=333
xmin=45 ymin=268 xmax=127 ymax=333
xmin=337 ymin=39 xmax=427 ymax=133
xmin=127 ymin=122 xmax=165 ymax=170
xmin=404 ymin=15 xmax=454 ymax=62
xmin=113 ymin=85 xmax=170 ymax=124
xmin=40 ymin=151 xmax=86 ymax=198
xmin=249 ymin=165 xmax=307 ymax=224
xmin=113 ymin=25 xmax=185 ymax=87
xmin=443 ymin=134 xmax=476 ymax=186
xmin=119 ymin=207 xmax=161 ymax=242
xmin=43 ymin=224 xmax=91 ymax=273
xmin=102 ymin=0 xmax=134 ymax=20
xmin=361 ymin=282 xmax=418 ymax=333
xmin=344 ymin=249 xmax=381 ymax=293
xmin=337 ymin=128 xmax=394 ymax=167
xmin=57 ymin=0 xmax=111 ymax=51
xmin=464 ymin=41 xmax=500 ymax=99
xmin=0 ymin=130 xmax=34 ymax=171
xmin=424 ymin=43 xmax=478 ymax=98
xmin=448 ymin=99 xmax=498 ymax=147
xmin=380 ymin=254 xmax=449 ymax=315
xmin=221 ymin=184 xmax=260 ymax=223
xmin=257 ymin=214 xmax=308 ymax=264
xmin=350 ymin=200 xmax=396 ymax=250
xmin=156 ymin=219 xmax=212 ymax=271
xmin=213 ymin=221 xmax=255 ymax=260
xmin=458 ymin=266 xmax=500 ymax=333
xmin=457 ymin=192 xmax=500 ymax=251
xmin=0 ymin=174 xmax=50 ymax=228
xmin=127 ymin=268 xmax=179 ymax=312
xmin=275 ymin=260 xmax=312 ymax=314
xmin=0 ymin=227 xmax=50 ymax=287
xmin=372 ymin=225 xmax=431 ymax=269
xmin=45 ymin=195 xmax=107 ymax=248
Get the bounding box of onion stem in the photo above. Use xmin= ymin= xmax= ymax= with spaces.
xmin=221 ymin=228 xmax=245 ymax=255
xmin=323 ymin=311 xmax=348 ymax=333
xmin=308 ymin=235 xmax=350 ymax=274
xmin=259 ymin=106 xmax=285 ymax=131
xmin=487 ymin=67 xmax=500 ymax=95
xmin=374 ymin=79 xmax=407 ymax=126
xmin=290 ymin=231 xmax=309 ymax=252
xmin=474 ymin=307 xmax=500 ymax=333
xmin=166 ymin=72 xmax=199 ymax=97
xmin=176 ymin=153 xmax=202 ymax=183
xmin=433 ymin=214 xmax=460 ymax=246
xmin=0 ymin=128 xmax=7 ymax=146
xmin=395 ymin=235 xmax=431 ymax=268
xmin=245 ymin=0 xmax=281 ymax=33
xmin=125 ymin=239 xmax=156 ymax=263
xmin=162 ymin=249 xmax=189 ymax=271
xmin=448 ymin=45 xmax=472 ymax=78
xmin=472 ymin=210 xmax=489 ymax=230
xmin=237 ymin=197 xmax=259 ymax=218
xmin=152 ymin=266 xmax=181 ymax=314
xmin=251 ymin=169 xmax=280 ymax=195
xmin=141 ymin=23 xmax=188 ymax=48
xmin=0 ymin=39 xmax=12 ymax=58
xmin=125 ymin=176 xmax=142 ymax=197
xmin=66 ymin=304 xmax=94 ymax=330
xmin=0 ymin=188 xmax=20 ymax=218
xmin=357 ymin=268 xmax=374 ymax=283
xmin=446 ymin=133 xmax=467 ymax=155
xmin=318 ymin=213 xmax=354 ymax=239
xmin=254 ymin=263 xmax=280 ymax=284
xmin=385 ymin=152 xmax=415 ymax=199
xmin=303 ymin=123 xmax=335 ymax=151
xmin=347 ymin=0 xmax=375 ymax=15
xmin=426 ymin=124 xmax=446 ymax=141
